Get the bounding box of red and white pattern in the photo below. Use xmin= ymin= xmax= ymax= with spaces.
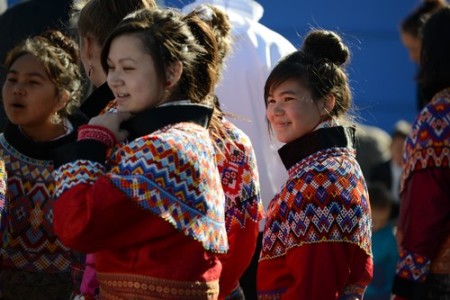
xmin=261 ymin=148 xmax=372 ymax=261
xmin=401 ymin=88 xmax=450 ymax=192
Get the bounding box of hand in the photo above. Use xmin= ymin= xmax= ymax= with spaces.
xmin=88 ymin=112 xmax=132 ymax=142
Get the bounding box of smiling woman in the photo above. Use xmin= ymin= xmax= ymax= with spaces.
xmin=51 ymin=8 xmax=228 ymax=299
xmin=257 ymin=29 xmax=373 ymax=300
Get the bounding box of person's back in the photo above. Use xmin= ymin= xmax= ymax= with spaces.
xmin=182 ymin=1 xmax=296 ymax=298
xmin=183 ymin=0 xmax=296 ymax=214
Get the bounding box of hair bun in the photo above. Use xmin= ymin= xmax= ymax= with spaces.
xmin=302 ymin=29 xmax=349 ymax=66
xmin=41 ymin=30 xmax=79 ymax=64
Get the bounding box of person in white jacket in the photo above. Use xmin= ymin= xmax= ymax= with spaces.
xmin=182 ymin=1 xmax=296 ymax=298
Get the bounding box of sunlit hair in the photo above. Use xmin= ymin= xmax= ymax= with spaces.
xmin=70 ymin=0 xmax=157 ymax=45
xmin=4 ymin=30 xmax=82 ymax=119
xmin=188 ymin=4 xmax=232 ymax=78
xmin=184 ymin=5 xmax=234 ymax=150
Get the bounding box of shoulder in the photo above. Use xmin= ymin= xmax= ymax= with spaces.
xmin=122 ymin=123 xmax=215 ymax=163
xmin=221 ymin=119 xmax=254 ymax=152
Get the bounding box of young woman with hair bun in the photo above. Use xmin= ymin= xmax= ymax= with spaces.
xmin=257 ymin=29 xmax=373 ymax=300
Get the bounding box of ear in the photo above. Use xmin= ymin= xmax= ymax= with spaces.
xmin=320 ymin=93 xmax=336 ymax=116
xmin=81 ymin=34 xmax=94 ymax=61
xmin=165 ymin=61 xmax=183 ymax=89
xmin=54 ymin=90 xmax=70 ymax=112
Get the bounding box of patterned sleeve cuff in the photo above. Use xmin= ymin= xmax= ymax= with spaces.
xmin=340 ymin=284 xmax=366 ymax=299
xmin=396 ymin=247 xmax=430 ymax=282
xmin=78 ymin=125 xmax=117 ymax=148
xmin=392 ymin=247 xmax=430 ymax=298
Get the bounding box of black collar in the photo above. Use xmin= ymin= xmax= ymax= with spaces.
xmin=80 ymin=82 xmax=115 ymax=119
xmin=121 ymin=103 xmax=213 ymax=141
xmin=278 ymin=126 xmax=356 ymax=170
xmin=2 ymin=112 xmax=87 ymax=160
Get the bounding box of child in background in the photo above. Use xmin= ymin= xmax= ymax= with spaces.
xmin=0 ymin=30 xmax=85 ymax=299
xmin=365 ymin=182 xmax=398 ymax=300
xmin=52 ymin=8 xmax=228 ymax=299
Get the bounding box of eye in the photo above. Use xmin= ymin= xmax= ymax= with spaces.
xmin=267 ymin=98 xmax=276 ymax=104
xmin=284 ymin=97 xmax=295 ymax=102
xmin=107 ymin=65 xmax=115 ymax=71
xmin=123 ymin=66 xmax=134 ymax=72
xmin=6 ymin=77 xmax=17 ymax=83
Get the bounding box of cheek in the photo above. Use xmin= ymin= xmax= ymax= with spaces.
xmin=266 ymin=107 xmax=272 ymax=121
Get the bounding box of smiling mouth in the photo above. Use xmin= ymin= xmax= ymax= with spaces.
xmin=116 ymin=93 xmax=130 ymax=98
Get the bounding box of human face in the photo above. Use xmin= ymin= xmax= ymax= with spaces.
xmin=266 ymin=78 xmax=322 ymax=143
xmin=400 ymin=31 xmax=421 ymax=64
xmin=106 ymin=34 xmax=165 ymax=113
xmin=2 ymin=54 xmax=61 ymax=129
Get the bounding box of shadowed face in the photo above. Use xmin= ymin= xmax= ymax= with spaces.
xmin=400 ymin=31 xmax=421 ymax=64
xmin=2 ymin=53 xmax=61 ymax=128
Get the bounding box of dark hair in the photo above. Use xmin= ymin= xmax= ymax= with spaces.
xmin=400 ymin=0 xmax=446 ymax=39
xmin=101 ymin=8 xmax=218 ymax=105
xmin=4 ymin=30 xmax=82 ymax=118
xmin=184 ymin=5 xmax=233 ymax=149
xmin=188 ymin=4 xmax=232 ymax=77
xmin=71 ymin=0 xmax=157 ymax=45
xmin=418 ymin=6 xmax=450 ymax=98
xmin=264 ymin=29 xmax=352 ymax=118
xmin=368 ymin=182 xmax=392 ymax=210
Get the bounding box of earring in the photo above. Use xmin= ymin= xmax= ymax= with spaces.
xmin=88 ymin=62 xmax=93 ymax=77
xmin=51 ymin=111 xmax=61 ymax=125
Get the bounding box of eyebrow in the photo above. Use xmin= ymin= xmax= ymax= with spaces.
xmin=7 ymin=69 xmax=47 ymax=79
xmin=107 ymin=57 xmax=138 ymax=64
xmin=268 ymin=89 xmax=298 ymax=97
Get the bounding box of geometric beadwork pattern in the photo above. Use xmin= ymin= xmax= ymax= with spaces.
xmin=0 ymin=135 xmax=72 ymax=273
xmin=401 ymin=89 xmax=450 ymax=193
xmin=215 ymin=120 xmax=264 ymax=232
xmin=97 ymin=271 xmax=220 ymax=299
xmin=260 ymin=147 xmax=372 ymax=261
xmin=54 ymin=160 xmax=106 ymax=199
xmin=106 ymin=123 xmax=228 ymax=253
xmin=396 ymin=246 xmax=430 ymax=283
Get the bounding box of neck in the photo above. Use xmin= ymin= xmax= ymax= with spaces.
xmin=20 ymin=121 xmax=66 ymax=142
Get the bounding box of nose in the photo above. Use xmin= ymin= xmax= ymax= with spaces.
xmin=270 ymin=101 xmax=284 ymax=116
xmin=13 ymin=84 xmax=25 ymax=96
xmin=107 ymin=71 xmax=123 ymax=88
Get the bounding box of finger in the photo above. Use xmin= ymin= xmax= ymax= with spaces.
xmin=116 ymin=129 xmax=129 ymax=142
xmin=114 ymin=112 xmax=133 ymax=122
